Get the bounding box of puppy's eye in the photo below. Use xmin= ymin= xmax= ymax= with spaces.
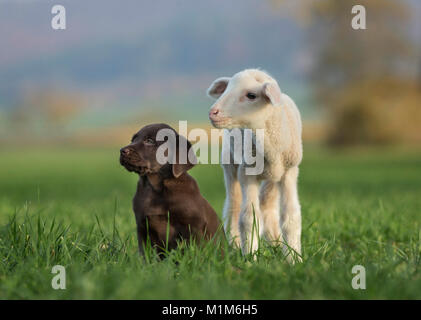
xmin=246 ymin=92 xmax=257 ymax=100
xmin=144 ymin=138 xmax=155 ymax=145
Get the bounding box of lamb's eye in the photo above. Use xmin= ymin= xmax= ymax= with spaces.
xmin=145 ymin=138 xmax=155 ymax=145
xmin=246 ymin=92 xmax=257 ymax=100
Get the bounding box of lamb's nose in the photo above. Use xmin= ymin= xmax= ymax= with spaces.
xmin=209 ymin=108 xmax=220 ymax=116
xmin=120 ymin=148 xmax=130 ymax=156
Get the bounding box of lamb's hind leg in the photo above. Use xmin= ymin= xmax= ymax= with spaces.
xmin=221 ymin=164 xmax=242 ymax=247
xmin=259 ymin=180 xmax=281 ymax=244
xmin=280 ymin=166 xmax=302 ymax=262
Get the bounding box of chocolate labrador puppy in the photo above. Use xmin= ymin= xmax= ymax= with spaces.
xmin=120 ymin=123 xmax=224 ymax=256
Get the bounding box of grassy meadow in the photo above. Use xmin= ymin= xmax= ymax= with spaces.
xmin=0 ymin=146 xmax=420 ymax=299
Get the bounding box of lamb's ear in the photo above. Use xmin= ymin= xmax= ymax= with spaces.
xmin=262 ymin=82 xmax=283 ymax=107
xmin=172 ymin=134 xmax=197 ymax=178
xmin=207 ymin=77 xmax=230 ymax=99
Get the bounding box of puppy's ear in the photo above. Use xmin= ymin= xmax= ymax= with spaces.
xmin=172 ymin=134 xmax=197 ymax=178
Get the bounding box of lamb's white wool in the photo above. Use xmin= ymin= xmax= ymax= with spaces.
xmin=207 ymin=69 xmax=303 ymax=262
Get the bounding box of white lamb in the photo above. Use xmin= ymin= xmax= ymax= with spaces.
xmin=206 ymin=69 xmax=303 ymax=262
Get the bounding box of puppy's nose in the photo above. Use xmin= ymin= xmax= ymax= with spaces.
xmin=120 ymin=148 xmax=131 ymax=156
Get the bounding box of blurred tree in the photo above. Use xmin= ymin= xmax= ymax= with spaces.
xmin=297 ymin=0 xmax=420 ymax=145
xmin=9 ymin=90 xmax=83 ymax=137
xmin=35 ymin=92 xmax=83 ymax=128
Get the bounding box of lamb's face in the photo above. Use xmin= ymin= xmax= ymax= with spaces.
xmin=207 ymin=70 xmax=283 ymax=129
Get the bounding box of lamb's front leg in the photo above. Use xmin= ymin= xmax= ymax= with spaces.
xmin=280 ymin=166 xmax=302 ymax=262
xmin=221 ymin=164 xmax=242 ymax=247
xmin=238 ymin=168 xmax=262 ymax=255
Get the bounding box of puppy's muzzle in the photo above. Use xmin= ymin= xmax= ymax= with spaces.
xmin=119 ymin=147 xmax=139 ymax=166
xmin=119 ymin=147 xmax=149 ymax=175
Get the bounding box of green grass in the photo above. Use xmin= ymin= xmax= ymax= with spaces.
xmin=0 ymin=146 xmax=420 ymax=299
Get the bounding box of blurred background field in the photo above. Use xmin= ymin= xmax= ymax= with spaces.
xmin=0 ymin=0 xmax=420 ymax=299
xmin=0 ymin=0 xmax=420 ymax=147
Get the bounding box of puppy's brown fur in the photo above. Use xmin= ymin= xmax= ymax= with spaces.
xmin=120 ymin=123 xmax=224 ymax=256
